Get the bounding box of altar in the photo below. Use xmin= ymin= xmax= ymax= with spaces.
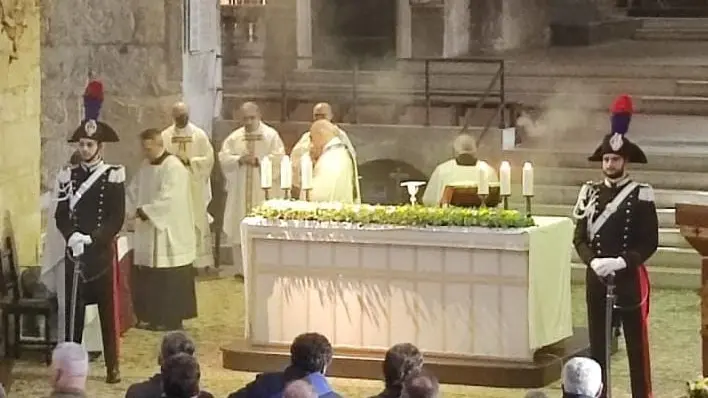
xmin=222 ymin=213 xmax=589 ymax=388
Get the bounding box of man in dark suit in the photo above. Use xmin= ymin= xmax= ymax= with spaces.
xmin=228 ymin=333 xmax=342 ymax=398
xmin=370 ymin=343 xmax=424 ymax=398
xmin=54 ymin=79 xmax=125 ymax=383
xmin=125 ymin=331 xmax=213 ymax=398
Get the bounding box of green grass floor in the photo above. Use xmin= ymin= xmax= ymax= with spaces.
xmin=9 ymin=279 xmax=700 ymax=397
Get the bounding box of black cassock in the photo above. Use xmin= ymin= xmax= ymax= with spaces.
xmin=55 ymin=162 xmax=125 ymax=376
xmin=573 ymin=178 xmax=658 ymax=398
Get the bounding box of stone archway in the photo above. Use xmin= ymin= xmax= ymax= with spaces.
xmin=358 ymin=159 xmax=427 ymax=205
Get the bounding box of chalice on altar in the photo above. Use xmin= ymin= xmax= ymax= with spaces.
xmin=401 ymin=181 xmax=426 ymax=205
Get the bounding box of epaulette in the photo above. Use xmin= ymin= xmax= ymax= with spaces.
xmin=638 ymin=183 xmax=655 ymax=202
xmin=107 ymin=165 xmax=126 ymax=183
xmin=56 ymin=168 xmax=72 ymax=184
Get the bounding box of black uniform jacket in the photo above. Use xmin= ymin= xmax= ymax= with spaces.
xmin=572 ymin=178 xmax=659 ymax=274
xmin=55 ymin=163 xmax=126 ymax=280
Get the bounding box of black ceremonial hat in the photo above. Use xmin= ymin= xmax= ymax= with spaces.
xmin=67 ymin=79 xmax=120 ymax=143
xmin=588 ymin=133 xmax=647 ymax=164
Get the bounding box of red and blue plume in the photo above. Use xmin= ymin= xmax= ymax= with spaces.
xmin=83 ymin=80 xmax=104 ymax=121
xmin=610 ymin=94 xmax=633 ymax=135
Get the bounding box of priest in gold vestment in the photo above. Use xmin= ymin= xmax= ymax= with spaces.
xmin=218 ymin=102 xmax=285 ymax=275
xmin=422 ymin=134 xmax=498 ymax=206
xmin=127 ymin=128 xmax=197 ymax=330
xmin=291 ymin=103 xmax=360 ymax=202
xmin=161 ymin=102 xmax=215 ymax=270
xmin=309 ymin=120 xmax=357 ymax=204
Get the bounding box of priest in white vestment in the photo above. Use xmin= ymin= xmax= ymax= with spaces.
xmin=161 ymin=102 xmax=215 ymax=270
xmin=422 ymin=134 xmax=499 ymax=206
xmin=40 ymin=152 xmax=103 ymax=355
xmin=309 ymin=120 xmax=356 ymax=204
xmin=127 ymin=128 xmax=197 ymax=330
xmin=291 ymin=102 xmax=360 ymax=202
xmin=219 ymin=102 xmax=285 ymax=276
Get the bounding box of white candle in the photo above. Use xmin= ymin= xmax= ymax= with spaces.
xmin=260 ymin=156 xmax=272 ymax=189
xmin=477 ymin=166 xmax=489 ymax=195
xmin=522 ymin=162 xmax=534 ymax=196
xmin=499 ymin=161 xmax=511 ymax=196
xmin=301 ymin=154 xmax=313 ymax=190
xmin=280 ymin=155 xmax=292 ymax=189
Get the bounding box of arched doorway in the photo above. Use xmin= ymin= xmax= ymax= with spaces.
xmin=311 ymin=0 xmax=397 ymax=70
xmin=359 ymin=159 xmax=428 ymax=205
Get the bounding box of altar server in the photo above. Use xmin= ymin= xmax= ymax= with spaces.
xmin=421 ymin=134 xmax=498 ymax=206
xmin=161 ymin=102 xmax=215 ymax=270
xmin=54 ymin=79 xmax=124 ymax=383
xmin=291 ymin=103 xmax=359 ymax=202
xmin=572 ymin=94 xmax=658 ymax=398
xmin=127 ymin=128 xmax=197 ymax=331
xmin=309 ymin=120 xmax=357 ymax=204
xmin=218 ymin=102 xmax=285 ymax=275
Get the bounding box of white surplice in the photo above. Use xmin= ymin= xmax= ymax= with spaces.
xmin=218 ymin=122 xmax=285 ymax=244
xmin=421 ymin=159 xmax=499 ymax=206
xmin=126 ymin=154 xmax=196 ymax=268
xmin=161 ymin=123 xmax=215 ymax=268
xmin=40 ymin=174 xmax=103 ymax=351
xmin=291 ymin=127 xmax=360 ymax=203
xmin=311 ymin=136 xmax=356 ymax=204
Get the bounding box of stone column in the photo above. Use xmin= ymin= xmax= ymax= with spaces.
xmin=296 ymin=0 xmax=312 ymax=67
xmin=397 ymin=0 xmax=412 ymax=58
xmin=443 ymin=0 xmax=470 ymax=57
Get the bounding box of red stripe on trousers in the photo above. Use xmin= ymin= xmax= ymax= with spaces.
xmin=637 ymin=264 xmax=653 ymax=398
xmin=111 ymin=239 xmax=121 ymax=357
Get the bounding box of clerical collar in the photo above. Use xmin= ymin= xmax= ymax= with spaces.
xmin=150 ymin=151 xmax=170 ymax=165
xmin=174 ymin=122 xmax=191 ymax=135
xmin=455 ymin=154 xmax=478 ymax=166
xmin=604 ymin=174 xmax=630 ymax=188
xmin=81 ymin=159 xmax=104 ymax=173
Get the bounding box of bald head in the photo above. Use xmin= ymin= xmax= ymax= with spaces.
xmin=172 ymin=102 xmax=189 ymax=128
xmin=51 ymin=342 xmax=88 ymax=392
xmin=453 ymin=134 xmax=477 ymax=157
xmin=283 ymin=380 xmax=317 ymax=398
xmin=240 ymin=101 xmax=261 ymax=132
xmin=313 ymin=102 xmax=333 ymax=122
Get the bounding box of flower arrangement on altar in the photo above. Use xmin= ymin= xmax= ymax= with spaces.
xmin=687 ymin=377 xmax=708 ymax=398
xmin=250 ymin=200 xmax=535 ymax=229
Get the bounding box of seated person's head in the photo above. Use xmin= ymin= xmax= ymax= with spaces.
xmin=382 ymin=343 xmax=424 ymax=390
xmin=51 ymin=342 xmax=89 ymax=392
xmin=562 ymin=357 xmax=602 ymax=397
xmin=159 ymin=331 xmax=196 ymax=365
xmin=161 ymin=353 xmax=201 ymax=398
xmin=283 ymin=379 xmax=318 ymax=398
xmin=290 ymin=332 xmax=333 ymax=374
xmin=401 ymin=369 xmax=439 ymax=398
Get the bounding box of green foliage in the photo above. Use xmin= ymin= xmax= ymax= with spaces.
xmin=250 ymin=200 xmax=535 ymax=229
xmin=687 ymin=377 xmax=708 ymax=398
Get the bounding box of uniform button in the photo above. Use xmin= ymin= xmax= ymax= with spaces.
xmin=626 ymin=209 xmax=631 ymax=214
xmin=597 ymin=250 xmax=602 ymax=254
xmin=624 ymin=226 xmax=629 ymax=231
xmin=99 ymin=201 xmax=103 ymax=205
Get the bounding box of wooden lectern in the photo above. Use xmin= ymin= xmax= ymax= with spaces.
xmin=676 ymin=203 xmax=708 ymax=375
xmin=440 ymin=184 xmax=501 ymax=208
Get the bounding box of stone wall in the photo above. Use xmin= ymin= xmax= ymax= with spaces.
xmin=471 ymin=0 xmax=550 ymax=52
xmin=0 ymin=0 xmax=42 ymax=265
xmin=40 ymin=0 xmax=185 ymax=184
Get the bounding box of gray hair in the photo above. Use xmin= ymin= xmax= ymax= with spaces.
xmin=453 ymin=134 xmax=477 ymax=156
xmin=283 ymin=379 xmax=317 ymax=398
xmin=52 ymin=342 xmax=89 ymax=389
xmin=562 ymin=357 xmax=602 ymax=396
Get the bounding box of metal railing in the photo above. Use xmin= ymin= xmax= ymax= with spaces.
xmin=226 ymin=55 xmax=509 ymax=138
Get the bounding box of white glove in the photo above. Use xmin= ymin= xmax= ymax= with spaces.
xmin=78 ymin=233 xmax=92 ymax=245
xmin=591 ymin=257 xmax=627 ymax=277
xmin=67 ymin=232 xmax=82 ymax=248
xmin=70 ymin=240 xmax=85 ymax=257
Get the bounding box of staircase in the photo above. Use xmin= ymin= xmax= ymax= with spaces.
xmin=503 ymin=146 xmax=707 ymax=289
xmin=634 ymin=17 xmax=708 ymax=40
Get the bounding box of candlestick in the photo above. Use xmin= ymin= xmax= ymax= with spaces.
xmin=301 ymin=154 xmax=313 ymax=190
xmin=283 ymin=188 xmax=291 ymax=200
xmin=260 ymin=156 xmax=272 ymax=189
xmin=262 ymin=187 xmax=270 ymax=201
xmin=280 ymin=155 xmax=292 ymax=190
xmin=522 ymin=162 xmax=534 ymax=197
xmin=304 ymin=189 xmax=311 ymax=201
xmin=502 ymin=195 xmax=510 ymax=210
xmin=525 ymin=195 xmax=533 ymax=219
xmin=478 ymin=166 xmax=489 ymax=196
xmin=499 ymin=161 xmax=511 ymax=196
